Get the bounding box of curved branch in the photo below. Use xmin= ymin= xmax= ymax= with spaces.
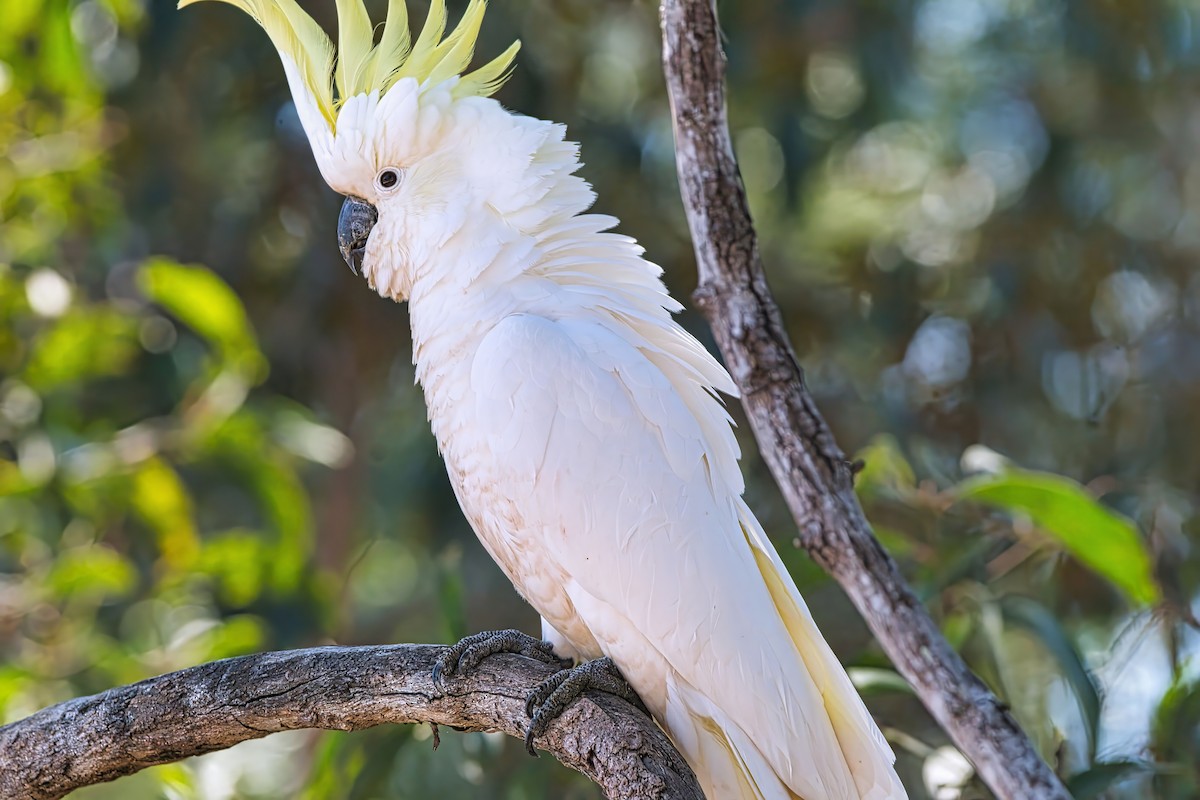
xmin=0 ymin=644 xmax=701 ymax=800
xmin=658 ymin=1 xmax=1070 ymax=798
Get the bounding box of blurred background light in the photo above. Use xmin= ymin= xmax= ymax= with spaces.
xmin=4 ymin=0 xmax=1200 ymax=797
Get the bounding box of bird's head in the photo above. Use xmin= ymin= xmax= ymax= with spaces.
xmin=179 ymin=0 xmax=520 ymax=298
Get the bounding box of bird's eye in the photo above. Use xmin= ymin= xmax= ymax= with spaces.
xmin=376 ymin=168 xmax=401 ymax=192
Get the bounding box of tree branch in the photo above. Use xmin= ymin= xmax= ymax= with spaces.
xmin=0 ymin=644 xmax=701 ymax=800
xmin=658 ymin=1 xmax=1071 ymax=798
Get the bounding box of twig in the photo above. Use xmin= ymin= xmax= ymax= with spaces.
xmin=0 ymin=644 xmax=701 ymax=800
xmin=657 ymin=1 xmax=1071 ymax=797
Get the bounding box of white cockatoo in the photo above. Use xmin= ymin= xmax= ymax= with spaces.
xmin=181 ymin=1 xmax=907 ymax=797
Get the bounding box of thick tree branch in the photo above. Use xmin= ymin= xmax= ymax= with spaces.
xmin=659 ymin=1 xmax=1071 ymax=798
xmin=0 ymin=644 xmax=701 ymax=800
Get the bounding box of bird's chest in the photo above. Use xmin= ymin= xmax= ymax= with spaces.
xmin=413 ymin=320 xmax=602 ymax=658
xmin=422 ymin=376 xmax=586 ymax=641
xmin=444 ymin=450 xmax=597 ymax=653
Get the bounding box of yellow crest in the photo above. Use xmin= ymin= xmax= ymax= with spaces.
xmin=179 ymin=0 xmax=520 ymax=128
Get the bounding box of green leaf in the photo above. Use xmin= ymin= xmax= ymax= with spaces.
xmin=0 ymin=665 xmax=33 ymax=720
xmin=853 ymin=434 xmax=916 ymax=498
xmin=130 ymin=457 xmax=200 ymax=572
xmin=253 ymin=454 xmax=313 ymax=591
xmin=137 ymin=258 xmax=266 ymax=382
xmin=957 ymin=469 xmax=1158 ymax=605
xmin=1000 ymin=596 xmax=1100 ymax=760
xmin=203 ymin=615 xmax=266 ymax=660
xmin=197 ymin=529 xmax=269 ymax=607
xmin=45 ymin=544 xmax=136 ymax=601
xmin=1151 ymin=673 xmax=1200 ymax=798
xmin=867 ymin=524 xmax=916 ymax=558
xmin=23 ymin=308 xmax=139 ymax=390
xmin=0 ymin=459 xmax=30 ymax=495
xmin=201 ymin=412 xmax=313 ymax=592
xmin=940 ymin=610 xmax=974 ymax=650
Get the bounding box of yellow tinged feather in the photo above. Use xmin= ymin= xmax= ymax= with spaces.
xmin=696 ymin=716 xmax=771 ymax=800
xmin=455 ymin=39 xmax=520 ymax=98
xmin=181 ymin=0 xmax=517 ymax=130
xmin=741 ymin=519 xmax=897 ymax=797
xmin=273 ymin=0 xmax=337 ymax=118
xmin=369 ymin=0 xmax=412 ymax=92
xmin=395 ymin=0 xmax=448 ymax=83
xmin=425 ymin=0 xmax=485 ymax=87
xmin=335 ymin=0 xmax=374 ymax=99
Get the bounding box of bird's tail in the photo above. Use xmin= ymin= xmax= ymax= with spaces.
xmin=661 ymin=502 xmax=907 ymax=800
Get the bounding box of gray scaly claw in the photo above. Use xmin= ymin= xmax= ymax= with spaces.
xmin=433 ymin=629 xmax=567 ymax=692
xmin=523 ymin=656 xmax=648 ymax=757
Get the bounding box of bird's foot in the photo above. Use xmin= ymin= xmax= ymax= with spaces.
xmin=433 ymin=629 xmax=569 ymax=690
xmin=523 ymin=656 xmax=648 ymax=757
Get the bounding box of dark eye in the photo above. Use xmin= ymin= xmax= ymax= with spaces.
xmin=378 ymin=169 xmax=399 ymax=189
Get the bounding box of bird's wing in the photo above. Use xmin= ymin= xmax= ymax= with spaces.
xmin=469 ymin=312 xmax=901 ymax=800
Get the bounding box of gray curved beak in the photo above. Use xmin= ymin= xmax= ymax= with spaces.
xmin=337 ymin=196 xmax=378 ymax=275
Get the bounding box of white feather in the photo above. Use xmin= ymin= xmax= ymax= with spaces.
xmin=345 ymin=88 xmax=909 ymax=798
xmin=265 ymin=35 xmax=907 ymax=800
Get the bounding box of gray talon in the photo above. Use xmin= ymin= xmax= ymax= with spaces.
xmin=523 ymin=657 xmax=647 ymax=757
xmin=433 ymin=629 xmax=567 ymax=693
xmin=524 ymin=670 xmax=572 ymax=718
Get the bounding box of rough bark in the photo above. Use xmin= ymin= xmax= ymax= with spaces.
xmin=0 ymin=644 xmax=702 ymax=800
xmin=658 ymin=1 xmax=1071 ymax=798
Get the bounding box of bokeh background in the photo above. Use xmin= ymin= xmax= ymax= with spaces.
xmin=3 ymin=0 xmax=1200 ymax=797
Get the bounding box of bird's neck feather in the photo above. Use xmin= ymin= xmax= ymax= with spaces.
xmin=401 ymin=107 xmax=679 ymax=414
xmin=393 ymin=101 xmax=741 ymax=497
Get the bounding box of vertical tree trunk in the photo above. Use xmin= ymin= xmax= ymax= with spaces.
xmin=658 ymin=1 xmax=1071 ymax=797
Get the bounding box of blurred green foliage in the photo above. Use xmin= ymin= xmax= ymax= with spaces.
xmin=957 ymin=467 xmax=1157 ymax=606
xmin=2 ymin=0 xmax=1199 ymax=798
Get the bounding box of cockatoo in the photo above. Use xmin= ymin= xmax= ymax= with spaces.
xmin=181 ymin=1 xmax=907 ymax=797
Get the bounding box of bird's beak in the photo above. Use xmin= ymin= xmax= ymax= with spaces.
xmin=337 ymin=196 xmax=378 ymax=275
